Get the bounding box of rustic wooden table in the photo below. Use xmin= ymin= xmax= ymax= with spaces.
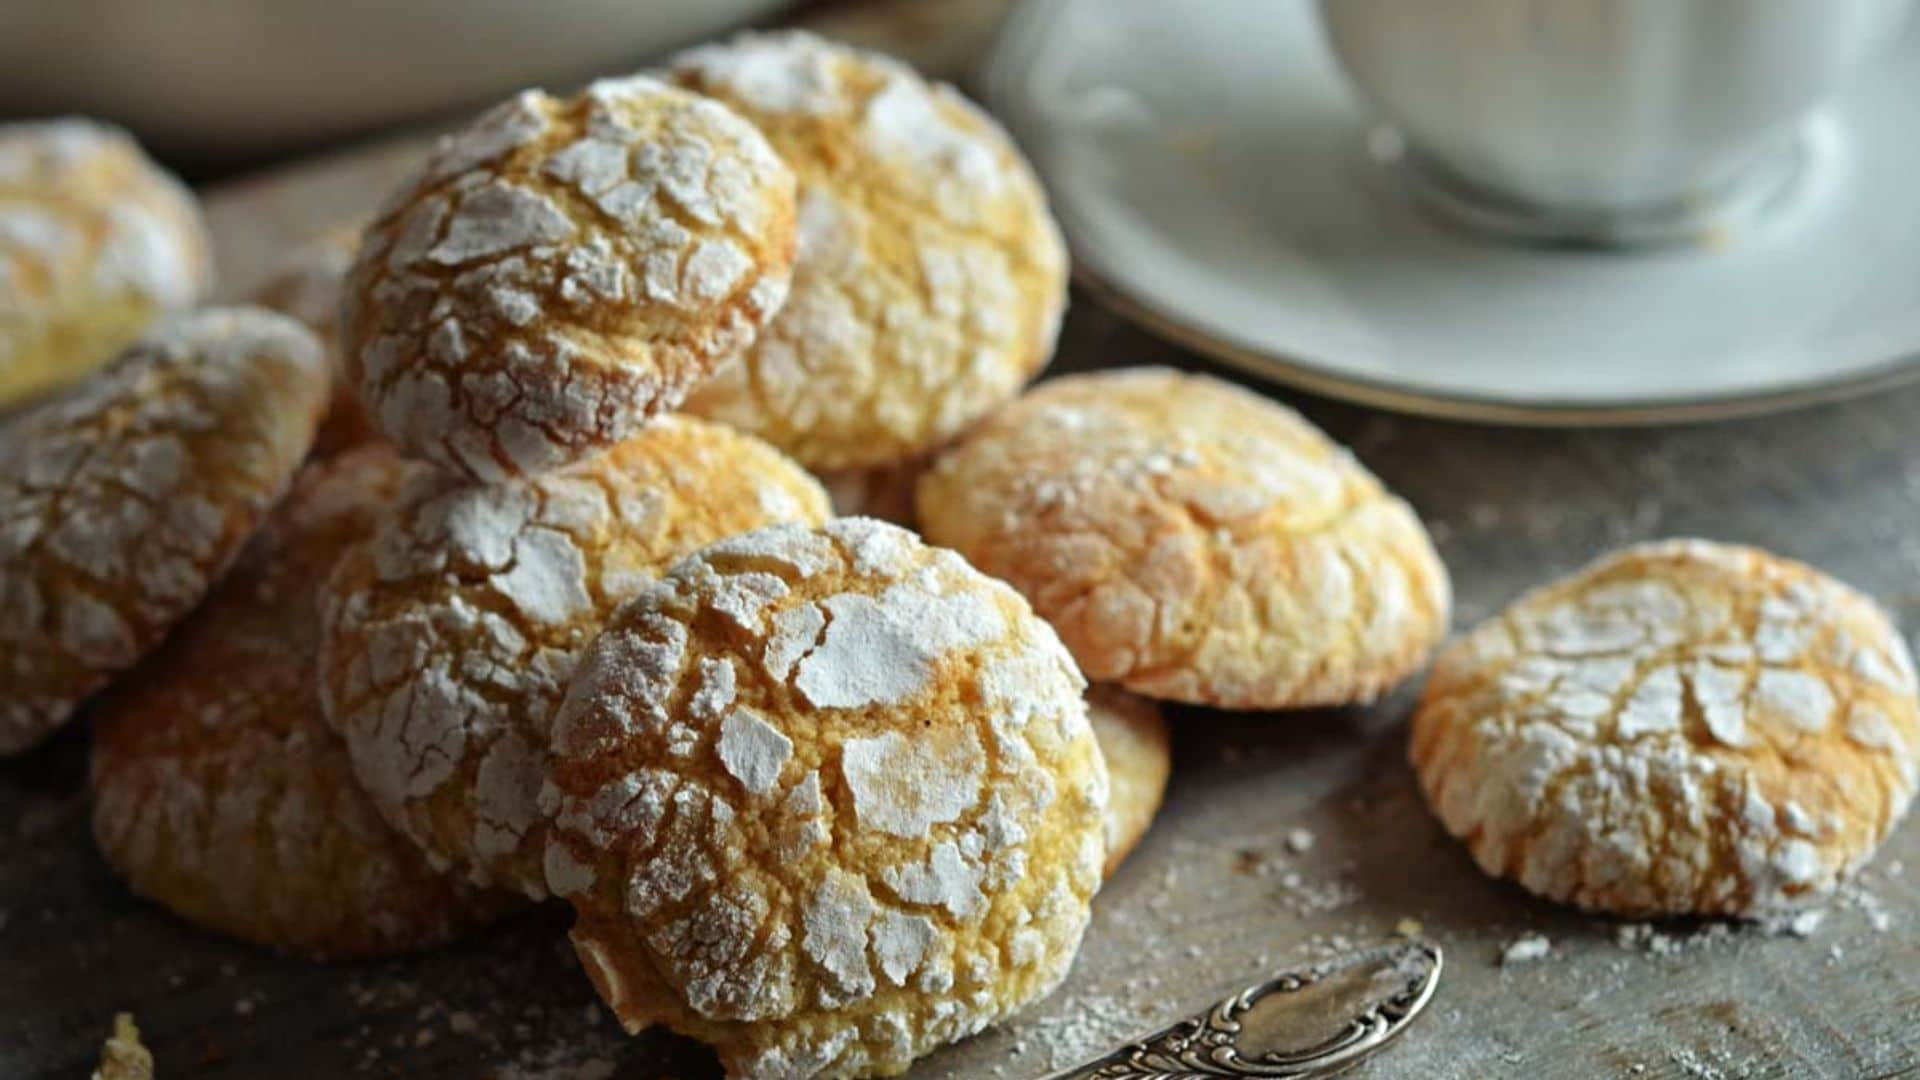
xmin=7 ymin=3 xmax=1919 ymax=1077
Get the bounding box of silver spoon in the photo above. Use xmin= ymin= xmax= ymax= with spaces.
xmin=1045 ymin=938 xmax=1442 ymax=1079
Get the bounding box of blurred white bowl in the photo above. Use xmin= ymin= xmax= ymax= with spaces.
xmin=0 ymin=0 xmax=791 ymax=156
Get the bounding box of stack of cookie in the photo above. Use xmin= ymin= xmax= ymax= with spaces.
xmin=0 ymin=33 xmax=1177 ymax=1079
xmin=20 ymin=24 xmax=1911 ymax=1080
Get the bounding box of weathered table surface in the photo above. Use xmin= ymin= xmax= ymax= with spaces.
xmin=8 ymin=2 xmax=1920 ymax=1077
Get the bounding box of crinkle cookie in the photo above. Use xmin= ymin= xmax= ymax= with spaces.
xmin=0 ymin=307 xmax=328 ymax=753
xmin=250 ymin=226 xmax=381 ymax=455
xmin=319 ymin=417 xmax=830 ymax=898
xmin=0 ymin=118 xmax=212 ymax=410
xmin=669 ymin=32 xmax=1069 ymax=472
xmin=343 ymin=75 xmax=796 ymax=480
xmin=1088 ymin=686 xmax=1171 ymax=876
xmin=91 ymin=448 xmax=520 ymax=957
xmin=1412 ymin=539 xmax=1920 ymax=917
xmin=918 ymin=368 xmax=1451 ymax=710
xmin=545 ymin=518 xmax=1106 ymax=1079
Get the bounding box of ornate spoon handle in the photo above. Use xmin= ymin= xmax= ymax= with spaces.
xmin=1045 ymin=938 xmax=1442 ymax=1080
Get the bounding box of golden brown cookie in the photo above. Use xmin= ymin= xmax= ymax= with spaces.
xmin=669 ymin=32 xmax=1069 ymax=472
xmin=1088 ymin=686 xmax=1171 ymax=876
xmin=918 ymin=368 xmax=1451 ymax=710
xmin=0 ymin=118 xmax=212 ymax=410
xmin=319 ymin=418 xmax=830 ymax=898
xmin=249 ymin=226 xmax=381 ymax=455
xmin=343 ymin=76 xmax=796 ymax=481
xmin=544 ymin=518 xmax=1107 ymax=1079
xmin=0 ymin=307 xmax=328 ymax=753
xmin=91 ymin=448 xmax=520 ymax=958
xmin=1412 ymin=539 xmax=1920 ymax=917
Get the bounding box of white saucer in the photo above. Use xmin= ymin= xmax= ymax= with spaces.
xmin=978 ymin=0 xmax=1920 ymax=424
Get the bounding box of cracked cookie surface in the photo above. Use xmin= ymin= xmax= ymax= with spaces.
xmin=0 ymin=307 xmax=328 ymax=753
xmin=344 ymin=76 xmax=796 ymax=480
xmin=1088 ymin=686 xmax=1170 ymax=876
xmin=1412 ymin=539 xmax=1920 ymax=917
xmin=545 ymin=518 xmax=1106 ymax=1079
xmin=917 ymin=368 xmax=1451 ymax=709
xmin=91 ymin=447 xmax=521 ymax=957
xmin=0 ymin=118 xmax=212 ymax=410
xmin=669 ymin=32 xmax=1068 ymax=472
xmin=251 ymin=226 xmax=381 ymax=455
xmin=318 ymin=417 xmax=829 ymax=898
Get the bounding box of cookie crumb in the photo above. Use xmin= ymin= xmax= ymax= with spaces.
xmin=92 ymin=1013 xmax=153 ymax=1080
xmin=1500 ymin=933 xmax=1552 ymax=966
xmin=1759 ymin=908 xmax=1826 ymax=938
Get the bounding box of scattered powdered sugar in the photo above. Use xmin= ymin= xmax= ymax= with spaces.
xmin=336 ymin=927 xmax=630 ymax=1076
xmin=1500 ymin=933 xmax=1552 ymax=966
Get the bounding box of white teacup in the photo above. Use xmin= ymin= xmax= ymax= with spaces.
xmin=1317 ymin=0 xmax=1911 ymax=245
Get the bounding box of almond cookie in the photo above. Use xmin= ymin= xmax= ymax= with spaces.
xmin=918 ymin=368 xmax=1451 ymax=710
xmin=343 ymin=76 xmax=796 ymax=481
xmin=250 ymin=226 xmax=381 ymax=454
xmin=91 ymin=448 xmax=520 ymax=957
xmin=319 ymin=418 xmax=830 ymax=898
xmin=0 ymin=307 xmax=328 ymax=753
xmin=1088 ymin=686 xmax=1171 ymax=876
xmin=669 ymin=32 xmax=1069 ymax=472
xmin=0 ymin=118 xmax=212 ymax=410
xmin=1411 ymin=539 xmax=1920 ymax=917
xmin=545 ymin=518 xmax=1107 ymax=1079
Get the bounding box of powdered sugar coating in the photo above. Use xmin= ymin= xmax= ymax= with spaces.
xmin=1412 ymin=539 xmax=1920 ymax=917
xmin=90 ymin=448 xmax=520 ymax=957
xmin=918 ymin=368 xmax=1452 ymax=709
xmin=0 ymin=307 xmax=328 ymax=753
xmin=343 ymin=77 xmax=796 ymax=480
xmin=0 ymin=118 xmax=212 ymax=408
xmin=317 ymin=417 xmax=829 ymax=898
xmin=546 ymin=518 xmax=1107 ymax=1079
xmin=670 ymin=32 xmax=1069 ymax=472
